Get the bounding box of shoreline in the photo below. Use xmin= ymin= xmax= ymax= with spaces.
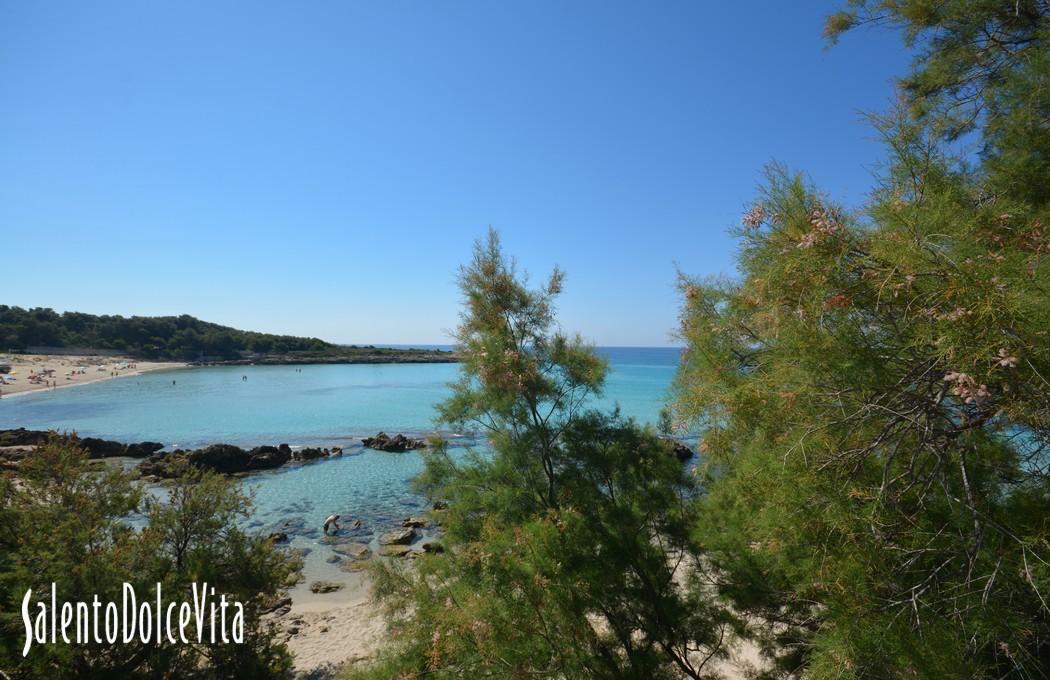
xmin=0 ymin=354 xmax=189 ymax=399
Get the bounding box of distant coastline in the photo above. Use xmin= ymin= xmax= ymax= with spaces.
xmin=191 ymin=349 xmax=458 ymax=366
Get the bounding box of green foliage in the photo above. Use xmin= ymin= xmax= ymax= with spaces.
xmin=0 ymin=307 xmax=332 ymax=360
xmin=826 ymin=0 xmax=1049 ymax=203
xmin=673 ymin=3 xmax=1050 ymax=675
xmin=354 ymin=231 xmax=728 ymax=679
xmin=0 ymin=437 xmax=298 ymax=678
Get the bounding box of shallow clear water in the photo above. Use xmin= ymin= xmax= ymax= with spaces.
xmin=1 ymin=347 xmax=682 ymax=584
xmin=0 ymin=348 xmax=680 ymax=446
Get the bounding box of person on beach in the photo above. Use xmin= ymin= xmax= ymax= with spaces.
xmin=323 ymin=514 xmax=341 ymax=535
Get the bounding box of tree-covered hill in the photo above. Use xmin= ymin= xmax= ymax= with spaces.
xmin=0 ymin=306 xmax=447 ymax=362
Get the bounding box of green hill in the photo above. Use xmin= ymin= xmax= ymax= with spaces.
xmin=0 ymin=306 xmax=449 ymax=362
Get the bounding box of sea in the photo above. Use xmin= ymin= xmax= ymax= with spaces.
xmin=0 ymin=346 xmax=683 ymax=586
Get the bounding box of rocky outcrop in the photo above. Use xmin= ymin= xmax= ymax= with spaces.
xmin=671 ymin=442 xmax=694 ymax=461
xmin=124 ymin=441 xmax=166 ymax=458
xmin=261 ymin=595 xmax=292 ymax=617
xmin=379 ymin=527 xmax=417 ymax=545
xmin=246 ymin=445 xmax=291 ymax=469
xmin=361 ymin=432 xmax=427 ymax=452
xmin=137 ymin=442 xmax=339 ymax=478
xmin=309 ymin=581 xmax=343 ymax=594
xmin=0 ymin=446 xmax=35 ymax=471
xmin=0 ymin=429 xmax=164 ymax=463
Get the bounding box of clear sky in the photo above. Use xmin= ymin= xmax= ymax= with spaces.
xmin=1 ymin=1 xmax=909 ymax=347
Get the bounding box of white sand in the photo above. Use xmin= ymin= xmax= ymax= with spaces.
xmin=279 ymin=570 xmax=764 ymax=678
xmin=278 ymin=573 xmax=386 ymax=675
xmin=0 ymin=354 xmax=186 ymax=398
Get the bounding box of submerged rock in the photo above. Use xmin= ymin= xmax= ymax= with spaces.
xmin=379 ymin=527 xmax=417 ymax=546
xmin=330 ymin=542 xmax=371 ymax=560
xmin=339 ymin=559 xmax=371 ymax=572
xmin=309 ymin=581 xmax=343 ymax=594
xmin=378 ymin=544 xmax=412 ymax=558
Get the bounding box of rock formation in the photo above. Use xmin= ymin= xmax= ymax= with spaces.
xmin=361 ymin=432 xmax=427 ymax=452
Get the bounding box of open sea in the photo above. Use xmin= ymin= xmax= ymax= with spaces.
xmin=0 ymin=346 xmax=683 ymax=586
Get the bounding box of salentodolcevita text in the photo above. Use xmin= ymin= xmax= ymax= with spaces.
xmin=21 ymin=583 xmax=244 ymax=656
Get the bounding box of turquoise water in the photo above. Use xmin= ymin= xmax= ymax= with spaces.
xmin=0 ymin=347 xmax=680 ymax=446
xmin=1 ymin=347 xmax=682 ymax=585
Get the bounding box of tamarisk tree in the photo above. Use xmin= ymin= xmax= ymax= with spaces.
xmin=357 ymin=231 xmax=730 ymax=679
xmin=675 ymin=2 xmax=1050 ymax=675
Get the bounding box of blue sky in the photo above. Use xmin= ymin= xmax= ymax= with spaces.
xmin=1 ymin=1 xmax=909 ymax=347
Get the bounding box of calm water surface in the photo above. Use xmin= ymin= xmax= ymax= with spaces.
xmin=0 ymin=347 xmax=682 ymax=584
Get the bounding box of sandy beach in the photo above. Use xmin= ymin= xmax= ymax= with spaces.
xmin=278 ymin=570 xmax=764 ymax=678
xmin=0 ymin=353 xmax=187 ymax=398
xmin=278 ymin=574 xmax=386 ymax=676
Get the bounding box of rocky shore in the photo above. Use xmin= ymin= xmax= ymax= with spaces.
xmin=0 ymin=428 xmax=164 ymax=469
xmin=0 ymin=428 xmax=433 ymax=475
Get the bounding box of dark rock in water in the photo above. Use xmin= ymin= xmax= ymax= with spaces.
xmin=268 ymin=532 xmax=289 ymax=544
xmin=0 ymin=429 xmax=165 ymax=462
xmin=293 ymin=447 xmax=328 ymax=461
xmin=309 ymin=581 xmax=343 ymax=594
xmin=379 ymin=527 xmax=417 ymax=546
xmin=341 ymin=523 xmax=374 ymax=540
xmin=671 ymin=442 xmax=694 ymax=462
xmin=361 ymin=432 xmax=427 ymax=452
xmin=0 ymin=428 xmax=47 ymax=447
xmin=325 ymin=555 xmax=342 ymax=564
xmin=124 ymin=441 xmax=164 ymax=458
xmin=402 ymin=516 xmax=429 ymax=528
xmin=136 ymin=453 xmax=172 ymax=477
xmin=246 ymin=445 xmax=291 ymax=470
xmin=188 ymin=444 xmax=251 ymax=473
xmin=139 ymin=441 xmax=306 ymax=477
xmin=79 ymin=437 xmax=126 ymax=457
xmin=331 ymin=543 xmax=371 ymax=560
